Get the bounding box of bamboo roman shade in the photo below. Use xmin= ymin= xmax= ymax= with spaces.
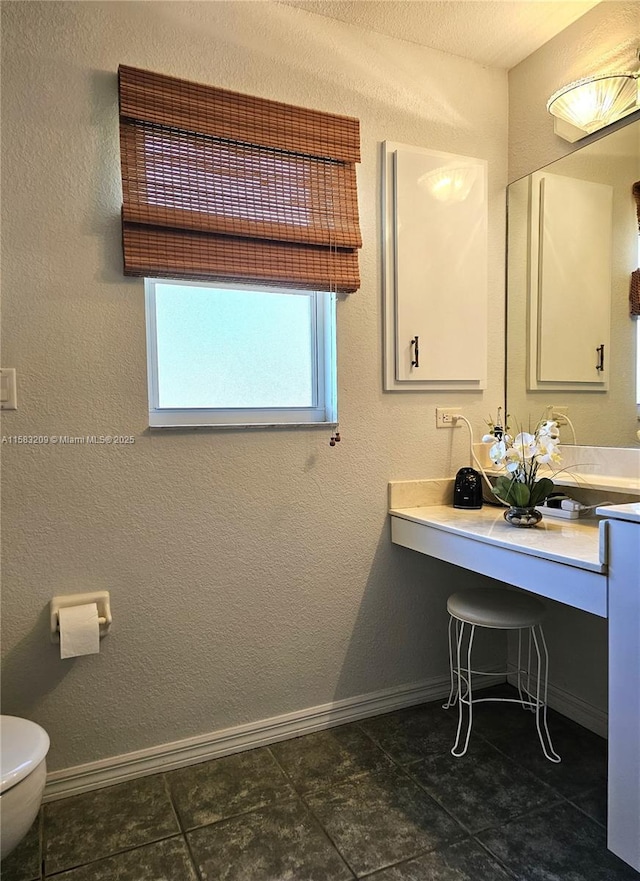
xmin=118 ymin=66 xmax=362 ymax=292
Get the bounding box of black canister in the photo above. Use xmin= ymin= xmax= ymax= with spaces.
xmin=453 ymin=467 xmax=483 ymax=509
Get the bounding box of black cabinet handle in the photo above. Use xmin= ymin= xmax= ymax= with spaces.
xmin=596 ymin=344 xmax=605 ymax=372
xmin=410 ymin=335 xmax=419 ymax=368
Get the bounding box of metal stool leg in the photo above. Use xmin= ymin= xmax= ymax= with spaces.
xmin=443 ymin=616 xmax=458 ymax=710
xmin=451 ymin=622 xmax=476 ymax=757
xmin=531 ymin=624 xmax=561 ymax=763
xmin=516 ymin=628 xmax=525 ymax=704
xmin=518 ymin=627 xmax=534 ymax=712
xmin=516 ymin=627 xmax=534 ymax=710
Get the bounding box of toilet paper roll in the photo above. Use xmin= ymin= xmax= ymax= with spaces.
xmin=59 ymin=603 xmax=100 ymax=659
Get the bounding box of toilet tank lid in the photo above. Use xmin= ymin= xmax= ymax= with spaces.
xmin=1 ymin=715 xmax=50 ymax=793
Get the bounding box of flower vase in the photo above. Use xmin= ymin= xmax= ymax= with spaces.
xmin=504 ymin=506 xmax=543 ymax=528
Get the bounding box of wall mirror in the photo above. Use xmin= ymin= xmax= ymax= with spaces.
xmin=506 ymin=117 xmax=640 ymax=448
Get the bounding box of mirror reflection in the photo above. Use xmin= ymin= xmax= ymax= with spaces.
xmin=506 ymin=118 xmax=640 ymax=448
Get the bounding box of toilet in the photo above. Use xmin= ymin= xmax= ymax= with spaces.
xmin=0 ymin=715 xmax=50 ymax=859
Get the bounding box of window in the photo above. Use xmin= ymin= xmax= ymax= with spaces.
xmin=117 ymin=66 xmax=361 ymax=429
xmin=145 ymin=279 xmax=336 ymax=428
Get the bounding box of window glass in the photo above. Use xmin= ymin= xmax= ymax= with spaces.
xmin=146 ymin=279 xmax=336 ymax=428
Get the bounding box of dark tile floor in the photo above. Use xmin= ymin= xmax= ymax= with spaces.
xmin=3 ymin=686 xmax=639 ymax=881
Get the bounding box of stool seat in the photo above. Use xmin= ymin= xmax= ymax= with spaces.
xmin=447 ymin=587 xmax=545 ymax=630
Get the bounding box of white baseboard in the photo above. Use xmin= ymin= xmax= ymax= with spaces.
xmin=507 ymin=672 xmax=608 ymax=738
xmin=45 ymin=669 xmax=605 ymax=802
xmin=46 ymin=671 xmax=492 ymax=802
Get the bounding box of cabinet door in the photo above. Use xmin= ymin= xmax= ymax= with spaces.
xmin=383 ymin=142 xmax=487 ymax=390
xmin=528 ymin=173 xmax=612 ymax=389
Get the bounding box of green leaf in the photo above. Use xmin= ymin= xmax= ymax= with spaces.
xmin=529 ymin=478 xmax=555 ymax=507
xmin=493 ymin=476 xmax=530 ymax=506
xmin=509 ymin=481 xmax=531 ymax=507
xmin=492 ymin=476 xmax=513 ymax=501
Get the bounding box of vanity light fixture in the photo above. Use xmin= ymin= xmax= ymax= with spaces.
xmin=547 ymin=70 xmax=640 ymax=143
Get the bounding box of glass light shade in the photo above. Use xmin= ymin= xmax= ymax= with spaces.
xmin=419 ymin=165 xmax=479 ymax=203
xmin=547 ymin=73 xmax=639 ymax=138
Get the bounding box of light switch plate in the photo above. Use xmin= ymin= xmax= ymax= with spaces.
xmin=0 ymin=368 xmax=17 ymax=410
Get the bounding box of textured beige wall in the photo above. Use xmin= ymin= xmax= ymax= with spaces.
xmin=506 ymin=1 xmax=640 ymax=721
xmin=508 ymin=0 xmax=640 ymax=182
xmin=1 ymin=1 xmax=508 ymax=772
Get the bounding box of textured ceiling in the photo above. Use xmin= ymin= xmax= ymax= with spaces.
xmin=276 ymin=1 xmax=602 ymax=69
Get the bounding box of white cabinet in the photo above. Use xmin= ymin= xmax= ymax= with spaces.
xmin=528 ymin=172 xmax=612 ymax=390
xmin=382 ymin=142 xmax=488 ymax=391
xmin=605 ymin=513 xmax=640 ymax=871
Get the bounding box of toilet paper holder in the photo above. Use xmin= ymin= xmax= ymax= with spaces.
xmin=50 ymin=591 xmax=112 ymax=643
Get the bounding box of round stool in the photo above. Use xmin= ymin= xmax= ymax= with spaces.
xmin=443 ymin=587 xmax=560 ymax=763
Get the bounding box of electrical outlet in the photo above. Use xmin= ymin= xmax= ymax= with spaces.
xmin=436 ymin=407 xmax=461 ymax=428
xmin=551 ymin=406 xmax=568 ymax=425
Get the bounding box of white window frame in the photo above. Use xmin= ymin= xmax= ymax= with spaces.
xmin=145 ymin=278 xmax=337 ymax=429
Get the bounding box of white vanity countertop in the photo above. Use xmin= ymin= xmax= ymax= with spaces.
xmin=597 ymin=502 xmax=640 ymax=524
xmin=389 ymin=505 xmax=605 ymax=573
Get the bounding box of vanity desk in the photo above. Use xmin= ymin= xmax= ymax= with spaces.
xmin=389 ymin=480 xmax=640 ymax=872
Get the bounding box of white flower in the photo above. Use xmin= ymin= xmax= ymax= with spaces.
xmin=503 ymin=448 xmax=522 ymax=472
xmin=513 ymin=431 xmax=536 ymax=460
xmin=489 ymin=415 xmax=561 ymax=506
xmin=489 ymin=439 xmax=507 ymax=465
xmin=535 ymin=436 xmax=561 ymax=465
xmin=537 ymin=420 xmax=559 ymax=440
xmin=482 ymin=433 xmax=496 ymax=443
